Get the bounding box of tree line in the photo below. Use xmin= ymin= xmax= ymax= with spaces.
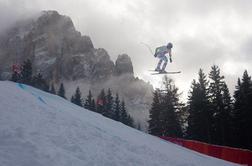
xmin=11 ymin=59 xmax=49 ymax=91
xmin=71 ymin=87 xmax=134 ymax=127
xmin=148 ymin=65 xmax=252 ymax=150
xmin=10 ymin=59 xmax=134 ymax=128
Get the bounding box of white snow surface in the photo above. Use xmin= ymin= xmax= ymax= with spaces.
xmin=0 ymin=81 xmax=239 ymax=166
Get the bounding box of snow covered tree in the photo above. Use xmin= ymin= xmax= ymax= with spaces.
xmin=148 ymin=90 xmax=162 ymax=136
xmin=209 ymin=65 xmax=232 ymax=145
xmin=57 ymin=83 xmax=66 ymax=99
xmin=71 ymin=87 xmax=83 ymax=107
xmin=232 ymin=70 xmax=252 ymax=149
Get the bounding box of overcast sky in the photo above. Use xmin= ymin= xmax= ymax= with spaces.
xmin=1 ymin=0 xmax=252 ymax=100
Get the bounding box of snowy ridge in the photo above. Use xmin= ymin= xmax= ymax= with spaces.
xmin=0 ymin=81 xmax=238 ymax=166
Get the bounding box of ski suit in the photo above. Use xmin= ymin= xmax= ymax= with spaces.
xmin=155 ymin=45 xmax=171 ymax=71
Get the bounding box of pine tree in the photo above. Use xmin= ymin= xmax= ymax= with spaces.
xmin=178 ymin=105 xmax=188 ymax=137
xmin=209 ymin=65 xmax=232 ymax=145
xmin=120 ymin=100 xmax=128 ymax=124
xmin=137 ymin=123 xmax=142 ymax=131
xmin=113 ymin=93 xmax=121 ymax=121
xmin=20 ymin=59 xmax=33 ymax=85
xmin=117 ymin=100 xmax=134 ymax=127
xmin=84 ymin=90 xmax=96 ymax=111
xmin=32 ymin=73 xmax=49 ymax=92
xmin=84 ymin=90 xmax=92 ymax=110
xmin=148 ymin=90 xmax=162 ymax=136
xmin=91 ymin=99 xmax=96 ymax=112
xmin=10 ymin=71 xmax=21 ymax=82
xmin=187 ymin=69 xmax=212 ymax=142
xmin=96 ymin=89 xmax=106 ymax=114
xmin=232 ymin=78 xmax=242 ymax=148
xmin=71 ymin=87 xmax=83 ymax=107
xmin=187 ymin=80 xmax=198 ymax=138
xmin=50 ymin=83 xmax=56 ymax=94
xmin=126 ymin=114 xmax=134 ymax=127
xmin=57 ymin=83 xmax=66 ymax=99
xmin=233 ymin=70 xmax=252 ymax=149
xmin=70 ymin=96 xmax=74 ymax=103
xmin=159 ymin=76 xmax=182 ymax=137
xmin=105 ymin=89 xmax=114 ymax=118
xmin=221 ymin=82 xmax=233 ymax=145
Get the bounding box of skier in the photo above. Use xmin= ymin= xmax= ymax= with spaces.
xmin=154 ymin=42 xmax=173 ymax=73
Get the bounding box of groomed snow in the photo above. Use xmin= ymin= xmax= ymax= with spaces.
xmin=0 ymin=81 xmax=239 ymax=166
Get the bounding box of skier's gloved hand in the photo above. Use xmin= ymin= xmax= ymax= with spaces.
xmin=170 ymin=57 xmax=172 ymax=63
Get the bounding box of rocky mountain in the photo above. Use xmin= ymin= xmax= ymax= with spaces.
xmin=0 ymin=10 xmax=153 ymax=130
xmin=114 ymin=54 xmax=134 ymax=76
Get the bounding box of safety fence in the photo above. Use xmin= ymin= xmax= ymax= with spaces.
xmin=160 ymin=136 xmax=252 ymax=166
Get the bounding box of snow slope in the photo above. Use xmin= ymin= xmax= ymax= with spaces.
xmin=0 ymin=81 xmax=239 ymax=166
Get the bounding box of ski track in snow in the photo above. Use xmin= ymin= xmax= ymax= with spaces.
xmin=0 ymin=81 xmax=239 ymax=166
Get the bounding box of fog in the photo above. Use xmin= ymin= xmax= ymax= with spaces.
xmin=1 ymin=0 xmax=252 ymax=99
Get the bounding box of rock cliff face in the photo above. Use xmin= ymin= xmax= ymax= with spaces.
xmin=0 ymin=10 xmax=114 ymax=82
xmin=0 ymin=10 xmax=153 ymax=130
xmin=114 ymin=54 xmax=134 ymax=76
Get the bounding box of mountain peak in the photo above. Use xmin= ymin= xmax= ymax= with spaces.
xmin=114 ymin=54 xmax=134 ymax=76
xmin=41 ymin=10 xmax=59 ymax=16
xmin=0 ymin=10 xmax=96 ymax=80
xmin=36 ymin=10 xmax=75 ymax=34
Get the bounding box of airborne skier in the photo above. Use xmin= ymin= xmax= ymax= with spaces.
xmin=154 ymin=42 xmax=173 ymax=73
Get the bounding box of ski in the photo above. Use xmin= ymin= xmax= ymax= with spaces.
xmin=149 ymin=70 xmax=181 ymax=75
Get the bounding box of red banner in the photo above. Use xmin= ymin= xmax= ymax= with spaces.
xmin=160 ymin=136 xmax=252 ymax=166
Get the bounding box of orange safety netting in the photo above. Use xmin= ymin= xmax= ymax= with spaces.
xmin=160 ymin=136 xmax=252 ymax=166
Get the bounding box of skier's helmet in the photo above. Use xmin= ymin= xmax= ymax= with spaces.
xmin=167 ymin=42 xmax=173 ymax=49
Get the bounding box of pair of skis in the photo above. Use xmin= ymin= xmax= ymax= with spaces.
xmin=149 ymin=70 xmax=181 ymax=75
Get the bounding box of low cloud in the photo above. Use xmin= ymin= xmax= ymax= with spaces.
xmin=0 ymin=0 xmax=251 ymax=99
